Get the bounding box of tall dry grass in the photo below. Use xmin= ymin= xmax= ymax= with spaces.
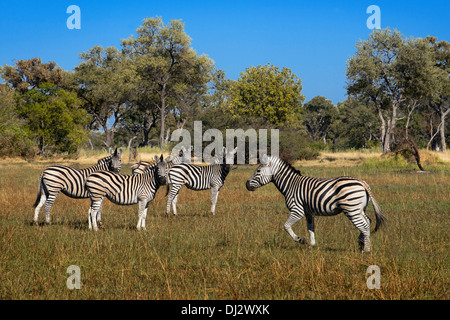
xmin=0 ymin=151 xmax=448 ymax=299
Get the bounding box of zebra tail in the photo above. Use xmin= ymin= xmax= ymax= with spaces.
xmin=33 ymin=175 xmax=43 ymax=208
xmin=371 ymin=194 xmax=386 ymax=233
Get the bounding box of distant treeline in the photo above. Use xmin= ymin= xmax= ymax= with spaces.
xmin=0 ymin=18 xmax=448 ymax=160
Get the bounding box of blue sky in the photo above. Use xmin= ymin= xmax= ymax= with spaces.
xmin=0 ymin=0 xmax=449 ymax=104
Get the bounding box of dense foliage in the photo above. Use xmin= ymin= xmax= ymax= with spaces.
xmin=0 ymin=21 xmax=448 ymax=159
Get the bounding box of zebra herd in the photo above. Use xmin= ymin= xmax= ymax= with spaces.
xmin=33 ymin=147 xmax=386 ymax=252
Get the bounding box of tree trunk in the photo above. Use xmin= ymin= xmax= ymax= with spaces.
xmin=439 ymin=105 xmax=449 ymax=152
xmin=405 ymin=100 xmax=418 ymax=139
xmin=159 ymin=85 xmax=167 ymax=150
xmin=142 ymin=109 xmax=157 ymax=147
xmin=104 ymin=128 xmax=114 ymax=148
xmin=128 ymin=135 xmax=137 ymax=161
xmin=376 ymin=103 xmax=387 ymax=153
xmin=383 ymin=101 xmax=399 ymax=154
xmin=159 ymin=103 xmax=165 ymax=150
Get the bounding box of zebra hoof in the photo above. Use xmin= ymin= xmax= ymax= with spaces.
xmin=299 ymin=238 xmax=307 ymax=244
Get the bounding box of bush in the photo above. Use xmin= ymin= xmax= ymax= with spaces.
xmin=0 ymin=126 xmax=37 ymax=159
xmin=278 ymin=130 xmax=319 ymax=163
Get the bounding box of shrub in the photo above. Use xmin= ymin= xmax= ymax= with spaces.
xmin=278 ymin=130 xmax=319 ymax=163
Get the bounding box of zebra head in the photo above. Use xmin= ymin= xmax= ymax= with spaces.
xmin=222 ymin=147 xmax=238 ymax=170
xmin=168 ymin=145 xmax=190 ymax=165
xmin=246 ymin=154 xmax=273 ymax=191
xmin=108 ymin=147 xmax=123 ymax=173
xmin=154 ymin=154 xmax=168 ymax=185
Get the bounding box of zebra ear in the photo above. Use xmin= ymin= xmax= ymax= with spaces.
xmin=260 ymin=153 xmax=269 ymax=165
xmin=154 ymin=155 xmax=160 ymax=162
xmin=160 ymin=154 xmax=164 ymax=162
xmin=109 ymin=147 xmax=114 ymax=155
xmin=118 ymin=147 xmax=123 ymax=156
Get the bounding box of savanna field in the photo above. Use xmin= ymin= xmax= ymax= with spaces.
xmin=0 ymin=151 xmax=448 ymax=300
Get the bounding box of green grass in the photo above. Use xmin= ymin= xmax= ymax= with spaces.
xmin=0 ymin=159 xmax=448 ymax=299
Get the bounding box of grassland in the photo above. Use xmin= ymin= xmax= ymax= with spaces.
xmin=0 ymin=151 xmax=448 ymax=300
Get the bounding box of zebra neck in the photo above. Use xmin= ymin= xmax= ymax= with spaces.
xmin=90 ymin=156 xmax=111 ymax=172
xmin=271 ymin=163 xmax=298 ymax=196
xmin=143 ymin=169 xmax=161 ymax=189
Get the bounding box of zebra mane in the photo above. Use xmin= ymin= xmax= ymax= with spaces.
xmin=271 ymin=155 xmax=302 ymax=176
xmin=97 ymin=155 xmax=112 ymax=164
xmin=142 ymin=162 xmax=158 ymax=173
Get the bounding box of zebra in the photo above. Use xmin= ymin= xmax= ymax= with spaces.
xmin=245 ymin=154 xmax=386 ymax=252
xmin=87 ymin=148 xmax=188 ymax=228
xmin=166 ymin=147 xmax=237 ymax=216
xmin=33 ymin=147 xmax=123 ymax=225
xmin=85 ymin=154 xmax=168 ymax=231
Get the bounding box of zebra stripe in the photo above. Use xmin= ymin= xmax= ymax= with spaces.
xmin=246 ymin=154 xmax=385 ymax=252
xmin=33 ymin=147 xmax=123 ymax=225
xmin=85 ymin=155 xmax=167 ymax=231
xmin=166 ymin=147 xmax=237 ymax=216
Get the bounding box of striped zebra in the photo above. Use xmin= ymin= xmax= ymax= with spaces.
xmin=166 ymin=147 xmax=237 ymax=216
xmin=245 ymin=154 xmax=386 ymax=252
xmin=33 ymin=147 xmax=123 ymax=225
xmin=85 ymin=155 xmax=168 ymax=231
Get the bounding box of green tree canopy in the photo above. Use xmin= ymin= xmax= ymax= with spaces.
xmin=302 ymin=96 xmax=338 ymax=144
xmin=0 ymin=58 xmax=64 ymax=93
xmin=17 ymin=83 xmax=90 ymax=154
xmin=121 ymin=16 xmax=214 ymax=149
xmin=72 ymin=46 xmax=134 ymax=148
xmin=227 ymin=63 xmax=305 ymax=127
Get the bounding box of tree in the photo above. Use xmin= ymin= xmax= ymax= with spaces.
xmin=121 ymin=16 xmax=214 ymax=149
xmin=346 ymin=28 xmax=406 ymax=153
xmin=302 ymin=96 xmax=338 ymax=144
xmin=72 ymin=46 xmax=134 ymax=148
xmin=334 ymin=97 xmax=380 ymax=149
xmin=0 ymin=58 xmax=90 ymax=156
xmin=346 ymin=28 xmax=446 ymax=154
xmin=16 ymin=83 xmax=90 ymax=154
xmin=0 ymin=84 xmax=36 ymax=157
xmin=424 ymin=37 xmax=450 ymax=152
xmin=227 ymin=63 xmax=305 ymax=127
xmin=0 ymin=58 xmax=64 ymax=93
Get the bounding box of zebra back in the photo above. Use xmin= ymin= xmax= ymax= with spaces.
xmin=35 ymin=149 xmax=123 ymax=202
xmin=86 ymin=155 xmax=167 ymax=205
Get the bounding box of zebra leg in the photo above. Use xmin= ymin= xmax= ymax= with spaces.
xmin=88 ymin=206 xmax=92 ymax=230
xmin=44 ymin=191 xmax=60 ymax=224
xmin=137 ymin=200 xmax=147 ymax=231
xmin=33 ymin=192 xmax=46 ymax=225
xmin=139 ymin=206 xmax=149 ymax=231
xmin=89 ymin=199 xmax=103 ymax=232
xmin=166 ymin=184 xmax=182 ymax=216
xmin=211 ymin=187 xmax=219 ymax=215
xmin=284 ymin=212 xmax=307 ymax=244
xmin=306 ymin=214 xmax=316 ymax=246
xmin=96 ymin=201 xmax=104 ymax=228
xmin=172 ymin=194 xmax=178 ymax=216
xmin=345 ymin=211 xmax=371 ymax=252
